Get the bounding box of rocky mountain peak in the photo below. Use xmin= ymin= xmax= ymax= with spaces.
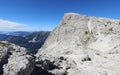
xmin=36 ymin=13 xmax=120 ymax=75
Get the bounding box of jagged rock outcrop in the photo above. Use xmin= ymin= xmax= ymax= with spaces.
xmin=36 ymin=13 xmax=120 ymax=75
xmin=0 ymin=41 xmax=35 ymax=75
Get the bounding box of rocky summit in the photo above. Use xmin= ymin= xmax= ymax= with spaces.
xmin=36 ymin=13 xmax=120 ymax=75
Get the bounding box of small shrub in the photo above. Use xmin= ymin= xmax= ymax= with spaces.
xmin=109 ymin=28 xmax=113 ymax=31
xmin=0 ymin=42 xmax=10 ymax=47
xmin=104 ymin=24 xmax=107 ymax=27
xmin=85 ymin=31 xmax=89 ymax=34
xmin=95 ymin=53 xmax=100 ymax=55
xmin=65 ymin=51 xmax=71 ymax=54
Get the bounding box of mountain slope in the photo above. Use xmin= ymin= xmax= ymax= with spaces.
xmin=26 ymin=31 xmax=50 ymax=43
xmin=2 ymin=35 xmax=28 ymax=46
xmin=25 ymin=31 xmax=50 ymax=53
xmin=0 ymin=34 xmax=7 ymax=40
xmin=0 ymin=31 xmax=50 ymax=53
xmin=2 ymin=31 xmax=31 ymax=37
xmin=36 ymin=13 xmax=120 ymax=75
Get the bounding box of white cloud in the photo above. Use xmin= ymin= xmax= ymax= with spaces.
xmin=0 ymin=19 xmax=34 ymax=31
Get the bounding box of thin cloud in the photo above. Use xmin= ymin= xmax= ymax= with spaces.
xmin=0 ymin=19 xmax=34 ymax=31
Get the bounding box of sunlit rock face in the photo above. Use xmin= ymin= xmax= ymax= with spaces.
xmin=36 ymin=13 xmax=120 ymax=75
xmin=0 ymin=41 xmax=35 ymax=75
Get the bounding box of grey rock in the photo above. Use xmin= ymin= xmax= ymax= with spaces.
xmin=36 ymin=13 xmax=120 ymax=75
xmin=0 ymin=41 xmax=35 ymax=75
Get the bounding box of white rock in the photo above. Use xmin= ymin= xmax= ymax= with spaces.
xmin=36 ymin=13 xmax=120 ymax=75
xmin=0 ymin=41 xmax=35 ymax=75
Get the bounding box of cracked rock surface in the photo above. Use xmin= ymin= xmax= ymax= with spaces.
xmin=0 ymin=41 xmax=35 ymax=75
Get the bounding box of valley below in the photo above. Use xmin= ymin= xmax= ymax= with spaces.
xmin=0 ymin=31 xmax=50 ymax=54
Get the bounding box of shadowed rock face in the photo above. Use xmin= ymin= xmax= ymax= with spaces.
xmin=0 ymin=42 xmax=10 ymax=74
xmin=36 ymin=13 xmax=120 ymax=75
xmin=0 ymin=41 xmax=35 ymax=75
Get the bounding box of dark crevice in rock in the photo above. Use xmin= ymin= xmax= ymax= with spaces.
xmin=63 ymin=71 xmax=68 ymax=75
xmin=68 ymin=16 xmax=71 ymax=20
xmin=31 ymin=59 xmax=61 ymax=75
xmin=60 ymin=57 xmax=64 ymax=60
xmin=59 ymin=56 xmax=66 ymax=61
xmin=82 ymin=56 xmax=91 ymax=62
xmin=31 ymin=66 xmax=54 ymax=75
xmin=0 ymin=51 xmax=12 ymax=75
xmin=36 ymin=59 xmax=60 ymax=70
xmin=66 ymin=67 xmax=71 ymax=70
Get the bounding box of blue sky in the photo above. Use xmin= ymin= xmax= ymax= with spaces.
xmin=0 ymin=0 xmax=120 ymax=31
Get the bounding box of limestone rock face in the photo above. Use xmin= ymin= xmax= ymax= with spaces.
xmin=36 ymin=13 xmax=120 ymax=75
xmin=0 ymin=41 xmax=35 ymax=75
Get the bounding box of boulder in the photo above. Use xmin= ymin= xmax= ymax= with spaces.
xmin=0 ymin=41 xmax=35 ymax=75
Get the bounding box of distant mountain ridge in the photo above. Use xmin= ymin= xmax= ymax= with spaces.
xmin=0 ymin=31 xmax=50 ymax=53
xmin=0 ymin=34 xmax=7 ymax=40
xmin=0 ymin=31 xmax=31 ymax=37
